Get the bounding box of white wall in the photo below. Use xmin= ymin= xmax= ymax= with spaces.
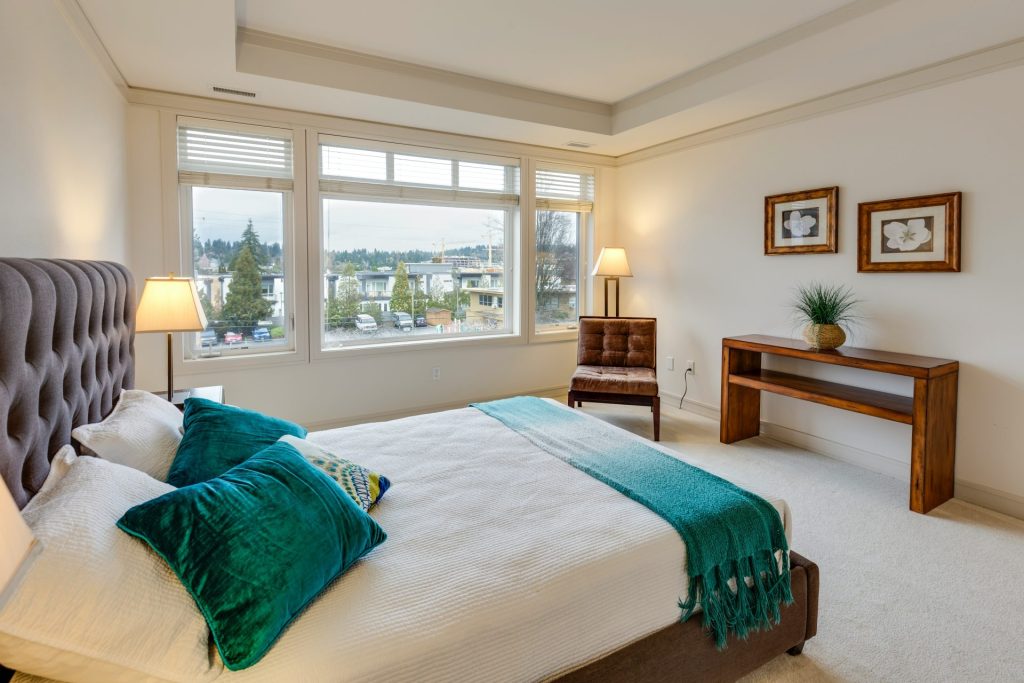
xmin=0 ymin=1 xmax=127 ymax=261
xmin=615 ymin=65 xmax=1024 ymax=512
xmin=126 ymin=105 xmax=605 ymax=427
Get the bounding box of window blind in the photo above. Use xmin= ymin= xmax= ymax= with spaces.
xmin=536 ymin=168 xmax=594 ymax=212
xmin=178 ymin=123 xmax=294 ymax=189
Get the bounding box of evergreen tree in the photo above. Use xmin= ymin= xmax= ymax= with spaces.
xmin=230 ymin=220 xmax=268 ymax=270
xmin=222 ymin=245 xmax=272 ymax=332
xmin=197 ymin=289 xmax=216 ymax=321
xmin=389 ymin=261 xmax=412 ymax=314
xmin=326 ymin=263 xmax=361 ymax=328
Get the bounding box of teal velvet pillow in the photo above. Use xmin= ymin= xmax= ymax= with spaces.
xmin=117 ymin=441 xmax=387 ymax=670
xmin=167 ymin=398 xmax=306 ymax=487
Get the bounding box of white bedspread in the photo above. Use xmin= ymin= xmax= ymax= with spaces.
xmin=15 ymin=401 xmax=791 ymax=683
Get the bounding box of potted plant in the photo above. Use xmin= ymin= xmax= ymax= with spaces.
xmin=792 ymin=282 xmax=859 ymax=350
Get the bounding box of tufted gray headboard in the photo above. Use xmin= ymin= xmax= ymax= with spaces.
xmin=0 ymin=259 xmax=135 ymax=509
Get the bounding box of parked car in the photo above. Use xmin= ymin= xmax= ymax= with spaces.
xmin=414 ymin=315 xmax=428 ymax=327
xmin=380 ymin=311 xmax=397 ymax=327
xmin=224 ymin=331 xmax=243 ymax=344
xmin=354 ymin=314 xmax=378 ymax=332
xmin=199 ymin=329 xmax=218 ymax=347
xmin=393 ymin=312 xmax=413 ymax=331
xmin=253 ymin=327 xmax=271 ymax=342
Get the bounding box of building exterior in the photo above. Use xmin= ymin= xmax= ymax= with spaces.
xmin=326 ymin=263 xmax=504 ymax=315
xmin=464 ymin=287 xmax=505 ymax=328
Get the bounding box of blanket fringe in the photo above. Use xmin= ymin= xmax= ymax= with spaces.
xmin=679 ymin=550 xmax=793 ymax=649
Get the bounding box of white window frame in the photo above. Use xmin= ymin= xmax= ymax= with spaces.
xmin=161 ymin=112 xmax=310 ymax=374
xmin=156 ymin=105 xmax=609 ymax=374
xmin=527 ymin=160 xmax=596 ymax=343
xmin=309 ymin=133 xmax=524 ymax=359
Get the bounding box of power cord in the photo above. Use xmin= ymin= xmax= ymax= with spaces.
xmin=678 ymin=368 xmax=694 ymax=410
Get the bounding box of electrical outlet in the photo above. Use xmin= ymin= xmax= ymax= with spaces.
xmin=432 ymin=366 xmax=441 ymax=381
xmin=666 ymin=356 xmax=675 ymax=370
xmin=686 ymin=360 xmax=696 ymax=374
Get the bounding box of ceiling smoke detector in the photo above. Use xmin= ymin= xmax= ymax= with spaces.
xmin=212 ymin=86 xmax=256 ymax=98
xmin=566 ymin=141 xmax=593 ymax=148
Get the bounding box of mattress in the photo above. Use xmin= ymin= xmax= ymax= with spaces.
xmin=14 ymin=400 xmax=791 ymax=683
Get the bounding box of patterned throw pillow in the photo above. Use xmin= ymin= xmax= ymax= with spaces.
xmin=278 ymin=435 xmax=390 ymax=511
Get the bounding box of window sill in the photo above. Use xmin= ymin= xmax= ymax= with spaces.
xmin=312 ymin=330 xmax=538 ymax=361
xmin=530 ymin=327 xmax=580 ymax=344
xmin=179 ymin=347 xmax=307 ymax=376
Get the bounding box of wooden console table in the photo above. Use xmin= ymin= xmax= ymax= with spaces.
xmin=720 ymin=335 xmax=958 ymax=514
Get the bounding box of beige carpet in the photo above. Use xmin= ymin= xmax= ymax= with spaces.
xmin=576 ymin=400 xmax=1024 ymax=683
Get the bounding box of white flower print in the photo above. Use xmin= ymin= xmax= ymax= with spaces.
xmin=784 ymin=211 xmax=817 ymax=237
xmin=883 ymin=218 xmax=931 ymax=252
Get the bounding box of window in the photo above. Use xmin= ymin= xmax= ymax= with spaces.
xmin=319 ymin=136 xmax=519 ymax=348
xmin=177 ymin=119 xmax=295 ymax=359
xmin=534 ymin=167 xmax=593 ymax=333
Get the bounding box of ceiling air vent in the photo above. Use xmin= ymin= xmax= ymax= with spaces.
xmin=566 ymin=141 xmax=593 ymax=149
xmin=212 ymin=86 xmax=256 ymax=98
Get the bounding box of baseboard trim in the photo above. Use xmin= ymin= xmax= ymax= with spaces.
xmin=953 ymin=479 xmax=1024 ymax=521
xmin=759 ymin=422 xmax=909 ymax=483
xmin=660 ymin=391 xmax=1024 ymax=521
xmin=658 ymin=390 xmax=720 ymax=421
xmin=303 ymin=384 xmax=569 ymax=432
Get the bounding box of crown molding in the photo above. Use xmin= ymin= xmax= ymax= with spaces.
xmin=612 ymin=0 xmax=902 ymax=133
xmin=236 ymin=28 xmax=613 ymax=134
xmin=123 ymin=87 xmax=617 ymax=166
xmin=56 ymin=0 xmax=129 ymax=97
xmin=616 ymin=36 xmax=1024 ymax=166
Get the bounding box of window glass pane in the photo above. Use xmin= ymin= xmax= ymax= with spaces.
xmin=458 ymin=161 xmax=505 ymax=191
xmin=187 ymin=186 xmax=289 ymax=358
xmin=322 ymin=198 xmax=510 ymax=348
xmin=321 ymin=146 xmax=387 ymax=181
xmin=393 ymin=154 xmax=452 ymax=186
xmin=535 ymin=210 xmax=579 ymax=332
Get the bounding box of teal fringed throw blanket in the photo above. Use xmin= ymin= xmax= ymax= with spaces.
xmin=472 ymin=396 xmax=792 ymax=648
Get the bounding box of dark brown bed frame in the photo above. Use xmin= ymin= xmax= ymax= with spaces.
xmin=0 ymin=258 xmax=818 ymax=683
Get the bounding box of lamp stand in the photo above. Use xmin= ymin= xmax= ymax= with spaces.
xmin=602 ymin=276 xmax=621 ymax=317
xmin=165 ymin=332 xmax=174 ymax=401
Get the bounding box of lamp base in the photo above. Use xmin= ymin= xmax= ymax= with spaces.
xmin=166 ymin=332 xmax=173 ymax=401
xmin=602 ymin=277 xmax=621 ymax=317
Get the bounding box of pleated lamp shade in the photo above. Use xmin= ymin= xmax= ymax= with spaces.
xmin=136 ymin=277 xmax=208 ymax=333
xmin=592 ymin=247 xmax=633 ymax=278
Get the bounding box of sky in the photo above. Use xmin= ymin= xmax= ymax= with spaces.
xmin=191 ymin=188 xmax=505 ymax=253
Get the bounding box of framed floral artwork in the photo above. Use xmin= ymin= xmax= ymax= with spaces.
xmin=857 ymin=192 xmax=961 ymax=272
xmin=764 ymin=186 xmax=838 ymax=255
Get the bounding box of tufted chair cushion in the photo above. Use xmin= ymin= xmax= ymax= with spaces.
xmin=577 ymin=317 xmax=656 ymax=369
xmin=0 ymin=259 xmax=135 ymax=508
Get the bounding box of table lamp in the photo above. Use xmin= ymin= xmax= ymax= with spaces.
xmin=136 ymin=275 xmax=208 ymax=401
xmin=592 ymin=247 xmax=633 ymax=317
xmin=0 ymin=479 xmax=38 ymax=610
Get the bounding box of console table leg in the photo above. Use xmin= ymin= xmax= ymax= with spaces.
xmin=721 ymin=346 xmax=762 ymax=443
xmin=910 ymin=372 xmax=958 ymax=514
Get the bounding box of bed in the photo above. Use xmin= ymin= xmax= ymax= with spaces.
xmin=0 ymin=259 xmax=818 ymax=683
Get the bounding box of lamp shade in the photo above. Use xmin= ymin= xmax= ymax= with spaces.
xmin=592 ymin=247 xmax=633 ymax=278
xmin=136 ymin=277 xmax=208 ymax=333
xmin=0 ymin=478 xmax=37 ymax=607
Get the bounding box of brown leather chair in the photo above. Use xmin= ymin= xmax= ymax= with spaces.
xmin=568 ymin=316 xmax=660 ymax=441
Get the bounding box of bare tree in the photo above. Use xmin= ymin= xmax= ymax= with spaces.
xmin=535 ymin=211 xmax=576 ymax=313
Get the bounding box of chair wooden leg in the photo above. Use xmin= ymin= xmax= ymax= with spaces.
xmin=652 ymin=395 xmax=661 ymax=441
xmin=567 ymin=392 xmax=575 ymax=408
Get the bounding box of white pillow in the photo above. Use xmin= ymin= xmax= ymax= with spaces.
xmin=0 ymin=457 xmax=222 ymax=683
xmin=71 ymin=390 xmax=183 ymax=481
xmin=35 ymin=445 xmax=77 ymax=497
